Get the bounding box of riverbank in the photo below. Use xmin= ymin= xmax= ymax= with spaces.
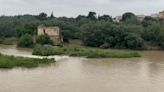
xmin=32 ymin=44 xmax=141 ymax=58
xmin=0 ymin=54 xmax=55 ymax=69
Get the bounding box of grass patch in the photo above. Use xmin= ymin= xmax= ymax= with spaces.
xmin=33 ymin=44 xmax=141 ymax=58
xmin=0 ymin=54 xmax=55 ymax=69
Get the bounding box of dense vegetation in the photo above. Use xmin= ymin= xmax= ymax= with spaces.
xmin=0 ymin=12 xmax=163 ymax=50
xmin=0 ymin=54 xmax=55 ymax=69
xmin=36 ymin=35 xmax=53 ymax=45
xmin=32 ymin=44 xmax=141 ymax=58
xmin=17 ymin=34 xmax=34 ymax=48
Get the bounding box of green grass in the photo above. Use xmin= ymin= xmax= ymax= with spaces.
xmin=0 ymin=54 xmax=55 ymax=69
xmin=32 ymin=44 xmax=141 ymax=58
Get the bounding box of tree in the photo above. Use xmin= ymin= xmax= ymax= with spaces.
xmin=125 ymin=33 xmax=145 ymax=50
xmin=76 ymin=15 xmax=86 ymax=21
xmin=87 ymin=12 xmax=97 ymax=20
xmin=61 ymin=30 xmax=73 ymax=43
xmin=159 ymin=32 xmax=164 ymax=49
xmin=36 ymin=35 xmax=53 ymax=45
xmin=17 ymin=34 xmax=33 ymax=48
xmin=16 ymin=23 xmax=37 ymax=38
xmin=37 ymin=12 xmax=48 ymax=20
xmin=98 ymin=15 xmax=113 ymax=22
xmin=50 ymin=12 xmax=54 ymax=18
xmin=0 ymin=21 xmax=17 ymax=38
xmin=0 ymin=11 xmax=164 ymax=50
xmin=142 ymin=23 xmax=161 ymax=46
xmin=122 ymin=12 xmax=136 ymax=21
xmin=76 ymin=15 xmax=90 ymax=27
xmin=142 ymin=16 xmax=157 ymax=27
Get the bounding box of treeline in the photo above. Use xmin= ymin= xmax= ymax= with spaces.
xmin=0 ymin=12 xmax=164 ymax=50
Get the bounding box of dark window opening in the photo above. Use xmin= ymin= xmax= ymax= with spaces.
xmin=43 ymin=28 xmax=46 ymax=34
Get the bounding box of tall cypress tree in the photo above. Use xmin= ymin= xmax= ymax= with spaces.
xmin=50 ymin=12 xmax=54 ymax=18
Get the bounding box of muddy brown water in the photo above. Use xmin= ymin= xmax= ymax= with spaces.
xmin=0 ymin=45 xmax=164 ymax=92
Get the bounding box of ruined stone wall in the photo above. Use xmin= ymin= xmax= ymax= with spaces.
xmin=38 ymin=26 xmax=45 ymax=36
xmin=37 ymin=25 xmax=63 ymax=45
xmin=159 ymin=11 xmax=164 ymax=19
xmin=38 ymin=26 xmax=60 ymax=37
xmin=45 ymin=27 xmax=60 ymax=37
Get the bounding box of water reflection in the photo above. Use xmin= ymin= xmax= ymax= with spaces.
xmin=0 ymin=45 xmax=164 ymax=92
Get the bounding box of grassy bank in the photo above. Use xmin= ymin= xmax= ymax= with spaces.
xmin=0 ymin=54 xmax=55 ymax=69
xmin=33 ymin=44 xmax=141 ymax=58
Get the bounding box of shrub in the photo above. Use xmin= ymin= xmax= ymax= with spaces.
xmin=17 ymin=34 xmax=34 ymax=48
xmin=32 ymin=44 xmax=141 ymax=58
xmin=125 ymin=33 xmax=145 ymax=50
xmin=36 ymin=35 xmax=53 ymax=45
xmin=32 ymin=44 xmax=63 ymax=56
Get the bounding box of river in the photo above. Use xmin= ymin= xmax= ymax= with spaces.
xmin=0 ymin=44 xmax=164 ymax=92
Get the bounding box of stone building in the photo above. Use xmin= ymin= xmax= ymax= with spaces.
xmin=137 ymin=15 xmax=145 ymax=21
xmin=159 ymin=11 xmax=164 ymax=19
xmin=38 ymin=25 xmax=63 ymax=45
xmin=151 ymin=11 xmax=164 ymax=19
xmin=113 ymin=16 xmax=122 ymax=22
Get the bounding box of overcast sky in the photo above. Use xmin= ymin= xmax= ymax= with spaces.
xmin=0 ymin=0 xmax=163 ymax=17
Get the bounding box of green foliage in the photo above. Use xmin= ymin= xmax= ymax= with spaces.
xmin=122 ymin=12 xmax=136 ymax=21
xmin=142 ymin=23 xmax=163 ymax=46
xmin=17 ymin=23 xmax=38 ymax=37
xmin=0 ymin=11 xmax=164 ymax=50
xmin=125 ymin=33 xmax=145 ymax=50
xmin=98 ymin=15 xmax=113 ymax=22
xmin=61 ymin=30 xmax=72 ymax=42
xmin=0 ymin=20 xmax=17 ymax=38
xmin=36 ymin=35 xmax=53 ymax=45
xmin=0 ymin=38 xmax=3 ymax=43
xmin=87 ymin=50 xmax=140 ymax=58
xmin=50 ymin=12 xmax=54 ymax=18
xmin=0 ymin=54 xmax=55 ymax=69
xmin=142 ymin=16 xmax=158 ymax=27
xmin=121 ymin=12 xmax=140 ymax=24
xmin=33 ymin=44 xmax=63 ymax=56
xmin=37 ymin=12 xmax=48 ymax=20
xmin=81 ymin=21 xmax=145 ymax=50
xmin=158 ymin=28 xmax=164 ymax=49
xmin=87 ymin=12 xmax=97 ymax=20
xmin=17 ymin=34 xmax=34 ymax=48
xmin=32 ymin=44 xmax=141 ymax=58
